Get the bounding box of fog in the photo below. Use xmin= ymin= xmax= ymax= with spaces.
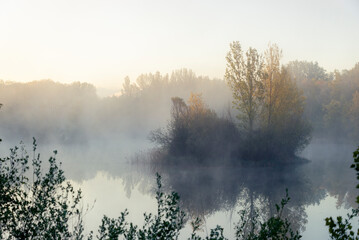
xmin=1 ymin=62 xmax=359 ymax=151
xmin=0 ymin=69 xmax=232 ymax=147
xmin=1 ymin=63 xmax=359 ymax=238
xmin=1 ymin=63 xmax=359 ymax=166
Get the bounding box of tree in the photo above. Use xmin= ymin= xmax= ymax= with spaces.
xmin=188 ymin=93 xmax=207 ymax=116
xmin=171 ymin=96 xmax=188 ymax=122
xmin=263 ymin=43 xmax=282 ymax=127
xmin=350 ymin=91 xmax=359 ymax=140
xmin=121 ymin=76 xmax=139 ymax=97
xmin=322 ymin=63 xmax=359 ymax=140
xmin=323 ymin=100 xmax=348 ymax=138
xmin=225 ymin=42 xmax=310 ymax=160
xmin=266 ymin=67 xmax=311 ymax=157
xmin=286 ymin=61 xmax=329 ymax=85
xmin=150 ymin=94 xmax=239 ymax=162
xmin=225 ymin=41 xmax=264 ymax=132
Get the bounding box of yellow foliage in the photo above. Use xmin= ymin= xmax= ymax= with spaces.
xmin=188 ymin=93 xmax=207 ymax=115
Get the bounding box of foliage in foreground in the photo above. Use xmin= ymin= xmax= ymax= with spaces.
xmin=1 ymin=140 xmax=358 ymax=239
xmin=91 ymin=173 xmax=186 ymax=239
xmin=0 ymin=138 xmax=84 ymax=239
xmin=0 ymin=140 xmax=301 ymax=239
xmin=234 ymin=190 xmax=301 ymax=240
xmin=325 ymin=146 xmax=359 ymax=240
xmin=93 ymin=174 xmax=300 ymax=240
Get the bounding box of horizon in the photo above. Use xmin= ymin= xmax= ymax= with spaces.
xmin=1 ymin=0 xmax=358 ymax=90
xmin=1 ymin=61 xmax=358 ymax=98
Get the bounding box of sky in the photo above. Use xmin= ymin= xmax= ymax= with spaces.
xmin=0 ymin=0 xmax=358 ymax=90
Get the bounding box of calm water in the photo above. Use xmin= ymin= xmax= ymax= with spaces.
xmin=1 ymin=139 xmax=358 ymax=239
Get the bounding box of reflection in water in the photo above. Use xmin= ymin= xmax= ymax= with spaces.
xmin=2 ymin=140 xmax=357 ymax=237
xmin=146 ymin=164 xmax=315 ymax=233
xmin=117 ymin=143 xmax=358 ymax=236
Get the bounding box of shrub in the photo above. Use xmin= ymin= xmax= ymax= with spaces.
xmin=0 ymin=138 xmax=84 ymax=239
xmin=150 ymin=94 xmax=239 ymax=163
xmin=325 ymin=146 xmax=359 ymax=240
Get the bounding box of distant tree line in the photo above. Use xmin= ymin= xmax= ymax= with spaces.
xmin=0 ymin=58 xmax=358 ymax=148
xmin=0 ymin=71 xmax=231 ymax=146
xmin=287 ymin=61 xmax=359 ymax=142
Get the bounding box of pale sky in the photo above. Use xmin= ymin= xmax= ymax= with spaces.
xmin=0 ymin=0 xmax=358 ymax=89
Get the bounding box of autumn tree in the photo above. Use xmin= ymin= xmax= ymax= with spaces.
xmin=150 ymin=93 xmax=239 ymax=162
xmin=263 ymin=43 xmax=282 ymax=127
xmin=225 ymin=41 xmax=264 ymax=132
xmin=188 ymin=93 xmax=207 ymax=116
xmin=225 ymin=42 xmax=311 ymax=160
xmin=267 ymin=67 xmax=311 ymax=156
xmin=261 ymin=45 xmax=311 ymax=156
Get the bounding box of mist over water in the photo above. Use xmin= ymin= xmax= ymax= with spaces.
xmin=3 ymin=139 xmax=353 ymax=239
xmin=1 ymin=121 xmax=357 ymax=238
xmin=1 ymin=64 xmax=359 ymax=238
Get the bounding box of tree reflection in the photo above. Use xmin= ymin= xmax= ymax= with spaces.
xmin=143 ymin=161 xmax=320 ymax=233
xmin=52 ymin=142 xmax=358 ymax=236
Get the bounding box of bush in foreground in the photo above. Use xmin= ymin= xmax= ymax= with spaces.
xmin=2 ymin=139 xmax=358 ymax=239
xmin=325 ymin=147 xmax=359 ymax=239
xmin=0 ymin=138 xmax=84 ymax=239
